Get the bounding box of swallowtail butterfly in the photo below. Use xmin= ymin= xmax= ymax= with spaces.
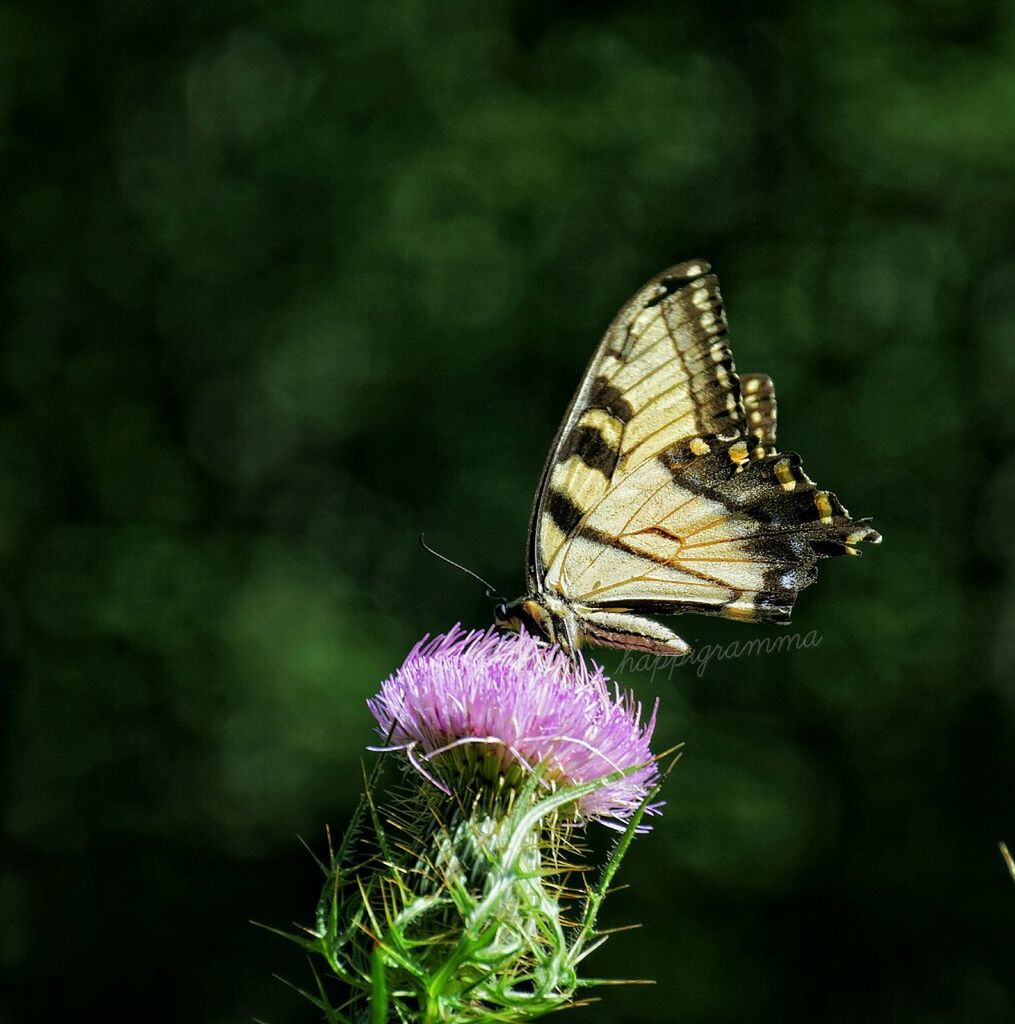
xmin=495 ymin=260 xmax=881 ymax=655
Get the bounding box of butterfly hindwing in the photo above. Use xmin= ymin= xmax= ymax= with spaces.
xmin=545 ymin=432 xmax=878 ymax=624
xmin=525 ymin=260 xmax=880 ymax=651
xmin=741 ymin=373 xmax=777 ymax=445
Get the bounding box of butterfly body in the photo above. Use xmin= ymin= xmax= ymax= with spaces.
xmin=497 ymin=260 xmax=880 ymax=656
xmin=496 ymin=594 xmax=690 ymax=657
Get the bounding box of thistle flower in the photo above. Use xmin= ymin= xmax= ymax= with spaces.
xmin=368 ymin=624 xmax=660 ymax=828
xmin=279 ymin=626 xmax=669 ymax=1024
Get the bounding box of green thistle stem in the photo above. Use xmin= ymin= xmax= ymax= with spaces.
xmin=370 ymin=944 xmax=388 ymax=1024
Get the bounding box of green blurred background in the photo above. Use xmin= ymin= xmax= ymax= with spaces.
xmin=2 ymin=1 xmax=1013 ymax=1021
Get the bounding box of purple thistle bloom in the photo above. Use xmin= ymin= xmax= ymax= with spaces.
xmin=367 ymin=625 xmax=660 ymax=828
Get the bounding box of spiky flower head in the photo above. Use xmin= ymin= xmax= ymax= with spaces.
xmin=368 ymin=625 xmax=660 ymax=828
xmin=280 ymin=627 xmax=671 ymax=1023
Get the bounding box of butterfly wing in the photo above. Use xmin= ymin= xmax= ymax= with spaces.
xmin=527 ymin=261 xmax=880 ymax=641
xmin=526 ymin=260 xmax=745 ymax=591
xmin=741 ymin=373 xmax=777 ymax=445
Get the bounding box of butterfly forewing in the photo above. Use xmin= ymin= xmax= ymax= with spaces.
xmin=528 ymin=261 xmax=746 ymax=590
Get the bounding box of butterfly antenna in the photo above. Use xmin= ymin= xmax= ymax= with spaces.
xmin=419 ymin=533 xmax=506 ymax=602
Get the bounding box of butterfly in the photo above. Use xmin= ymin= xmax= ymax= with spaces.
xmin=494 ymin=260 xmax=881 ymax=656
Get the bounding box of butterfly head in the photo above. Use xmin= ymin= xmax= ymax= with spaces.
xmin=495 ymin=597 xmax=549 ymax=637
xmin=495 ymin=594 xmax=580 ymax=655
